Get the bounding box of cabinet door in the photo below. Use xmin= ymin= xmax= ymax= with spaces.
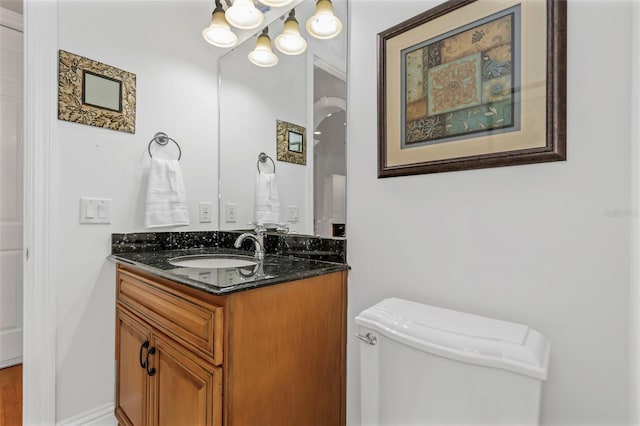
xmin=148 ymin=334 xmax=222 ymax=426
xmin=116 ymin=309 xmax=152 ymax=426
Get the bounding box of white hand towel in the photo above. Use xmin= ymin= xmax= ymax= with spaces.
xmin=254 ymin=171 xmax=280 ymax=226
xmin=144 ymin=157 xmax=190 ymax=229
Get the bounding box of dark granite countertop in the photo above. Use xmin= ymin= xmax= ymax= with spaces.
xmin=109 ymin=247 xmax=348 ymax=295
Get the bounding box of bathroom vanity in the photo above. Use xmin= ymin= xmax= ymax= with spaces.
xmin=111 ymin=232 xmax=348 ymax=426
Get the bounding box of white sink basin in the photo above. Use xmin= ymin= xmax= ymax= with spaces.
xmin=168 ymin=255 xmax=258 ymax=269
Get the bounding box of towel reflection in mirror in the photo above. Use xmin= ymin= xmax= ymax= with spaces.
xmin=255 ymin=166 xmax=281 ymax=226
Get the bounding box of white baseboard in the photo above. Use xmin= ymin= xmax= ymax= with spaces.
xmin=0 ymin=357 xmax=22 ymax=369
xmin=57 ymin=403 xmax=116 ymax=426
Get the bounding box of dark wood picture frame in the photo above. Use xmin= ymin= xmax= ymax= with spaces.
xmin=378 ymin=0 xmax=566 ymax=177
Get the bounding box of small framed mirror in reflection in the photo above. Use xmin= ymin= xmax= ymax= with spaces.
xmin=276 ymin=119 xmax=306 ymax=165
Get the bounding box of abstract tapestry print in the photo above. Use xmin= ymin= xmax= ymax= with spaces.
xmin=402 ymin=6 xmax=519 ymax=146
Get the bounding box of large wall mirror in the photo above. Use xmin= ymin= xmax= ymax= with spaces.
xmin=218 ymin=0 xmax=347 ymax=238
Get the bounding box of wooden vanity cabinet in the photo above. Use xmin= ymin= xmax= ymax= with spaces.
xmin=115 ymin=292 xmax=222 ymax=426
xmin=115 ymin=263 xmax=347 ymax=426
xmin=116 ymin=271 xmax=222 ymax=426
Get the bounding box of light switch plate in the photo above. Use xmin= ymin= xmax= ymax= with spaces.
xmin=80 ymin=197 xmax=111 ymax=224
xmin=199 ymin=202 xmax=212 ymax=223
xmin=287 ymin=206 xmax=299 ymax=223
xmin=225 ymin=203 xmax=237 ymax=223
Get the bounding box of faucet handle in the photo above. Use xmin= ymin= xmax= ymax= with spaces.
xmin=246 ymin=222 xmax=267 ymax=234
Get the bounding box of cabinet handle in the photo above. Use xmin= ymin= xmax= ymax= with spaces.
xmin=146 ymin=347 xmax=157 ymax=377
xmin=139 ymin=341 xmax=150 ymax=369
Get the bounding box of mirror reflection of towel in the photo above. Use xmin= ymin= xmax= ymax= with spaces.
xmin=255 ymin=171 xmax=280 ymax=225
xmin=144 ymin=157 xmax=190 ymax=228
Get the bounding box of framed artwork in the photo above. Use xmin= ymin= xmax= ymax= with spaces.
xmin=276 ymin=119 xmax=306 ymax=165
xmin=378 ymin=0 xmax=566 ymax=177
xmin=58 ymin=50 xmax=136 ymax=133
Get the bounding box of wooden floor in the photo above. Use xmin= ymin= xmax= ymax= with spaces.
xmin=0 ymin=364 xmax=22 ymax=426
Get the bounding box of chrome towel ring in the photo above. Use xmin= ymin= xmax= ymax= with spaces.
xmin=148 ymin=132 xmax=182 ymax=161
xmin=257 ymin=152 xmax=276 ymax=173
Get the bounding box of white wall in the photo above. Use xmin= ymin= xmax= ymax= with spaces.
xmin=55 ymin=0 xmax=219 ymax=420
xmin=347 ymin=1 xmax=632 ymax=425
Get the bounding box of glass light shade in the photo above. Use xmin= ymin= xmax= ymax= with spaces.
xmin=259 ymin=0 xmax=295 ymax=6
xmin=202 ymin=9 xmax=238 ymax=48
xmin=306 ymin=0 xmax=342 ymax=39
xmin=274 ymin=16 xmax=307 ymax=55
xmin=248 ymin=33 xmax=279 ymax=67
xmin=226 ymin=0 xmax=264 ymax=30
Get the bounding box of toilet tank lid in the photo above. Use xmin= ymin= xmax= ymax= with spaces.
xmin=354 ymin=298 xmax=550 ymax=380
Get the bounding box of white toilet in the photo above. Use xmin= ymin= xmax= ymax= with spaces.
xmin=355 ymin=298 xmax=550 ymax=426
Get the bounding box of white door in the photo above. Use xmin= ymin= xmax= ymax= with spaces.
xmin=0 ymin=21 xmax=23 ymax=368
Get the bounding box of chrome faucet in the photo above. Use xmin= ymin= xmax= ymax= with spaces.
xmin=234 ymin=228 xmax=266 ymax=260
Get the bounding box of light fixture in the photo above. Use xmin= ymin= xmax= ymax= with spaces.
xmin=202 ymin=0 xmax=238 ymax=48
xmin=202 ymin=0 xmax=343 ymax=68
xmin=226 ymin=0 xmax=264 ymax=30
xmin=274 ymin=9 xmax=307 ymax=55
xmin=248 ymin=28 xmax=279 ymax=67
xmin=306 ymin=0 xmax=342 ymax=40
xmin=259 ymin=0 xmax=295 ymax=7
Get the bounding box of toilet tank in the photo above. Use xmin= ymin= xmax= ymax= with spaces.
xmin=355 ymin=298 xmax=550 ymax=426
